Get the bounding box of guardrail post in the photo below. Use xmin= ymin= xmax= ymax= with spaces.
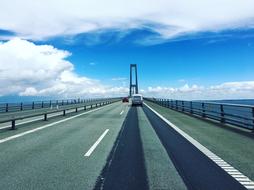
xmin=220 ymin=104 xmax=225 ymax=123
xmin=76 ymin=108 xmax=78 ymax=112
xmin=5 ymin=103 xmax=8 ymax=112
xmin=91 ymin=105 xmax=93 ymax=109
xmin=176 ymin=100 xmax=178 ymax=110
xmin=190 ymin=101 xmax=193 ymax=114
xmin=41 ymin=101 xmax=44 ymax=108
xmin=182 ymin=101 xmax=184 ymax=112
xmin=49 ymin=100 xmax=52 ymax=108
xmin=202 ymin=103 xmax=206 ymax=117
xmin=44 ymin=114 xmax=47 ymax=121
xmin=11 ymin=120 xmax=16 ymax=130
xmin=20 ymin=103 xmax=23 ymax=111
xmin=84 ymin=105 xmax=86 ymax=110
xmin=32 ymin=102 xmax=35 ymax=109
xmin=171 ymin=100 xmax=173 ymax=109
xmin=63 ymin=110 xmax=66 ymax=116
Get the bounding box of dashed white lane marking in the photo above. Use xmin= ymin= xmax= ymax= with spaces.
xmin=84 ymin=129 xmax=109 ymax=157
xmin=145 ymin=102 xmax=254 ymax=190
xmin=120 ymin=110 xmax=124 ymax=115
xmin=0 ymin=104 xmax=113 ymax=144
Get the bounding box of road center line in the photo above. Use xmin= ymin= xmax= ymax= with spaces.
xmin=120 ymin=110 xmax=124 ymax=115
xmin=84 ymin=129 xmax=109 ymax=157
xmin=144 ymin=102 xmax=254 ymax=190
xmin=0 ymin=104 xmax=113 ymax=144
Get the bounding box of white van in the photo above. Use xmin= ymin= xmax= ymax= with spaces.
xmin=132 ymin=94 xmax=143 ymax=106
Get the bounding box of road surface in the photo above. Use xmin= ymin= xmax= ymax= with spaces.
xmin=0 ymin=101 xmax=253 ymax=190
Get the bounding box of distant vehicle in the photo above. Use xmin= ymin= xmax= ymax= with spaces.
xmin=132 ymin=94 xmax=143 ymax=106
xmin=122 ymin=97 xmax=129 ymax=103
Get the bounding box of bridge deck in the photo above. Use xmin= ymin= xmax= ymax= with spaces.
xmin=0 ymin=101 xmax=253 ymax=190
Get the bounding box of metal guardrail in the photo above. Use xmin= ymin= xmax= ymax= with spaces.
xmin=0 ymin=98 xmax=120 ymax=130
xmin=145 ymin=98 xmax=254 ymax=131
xmin=0 ymin=98 xmax=108 ymax=113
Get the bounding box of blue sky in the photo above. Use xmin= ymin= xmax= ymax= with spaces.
xmin=38 ymin=28 xmax=254 ymax=91
xmin=0 ymin=0 xmax=254 ymax=100
xmin=51 ymin=29 xmax=254 ymax=87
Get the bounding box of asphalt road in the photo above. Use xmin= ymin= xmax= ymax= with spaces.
xmin=0 ymin=101 xmax=251 ymax=190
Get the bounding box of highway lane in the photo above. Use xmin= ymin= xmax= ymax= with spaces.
xmin=0 ymin=101 xmax=251 ymax=190
xmin=94 ymin=105 xmax=248 ymax=190
xmin=142 ymin=104 xmax=247 ymax=190
xmin=94 ymin=106 xmax=187 ymax=190
xmin=145 ymin=100 xmax=254 ymax=188
xmin=94 ymin=106 xmax=149 ymax=190
xmin=137 ymin=107 xmax=187 ymax=190
xmin=0 ymin=102 xmax=129 ymax=190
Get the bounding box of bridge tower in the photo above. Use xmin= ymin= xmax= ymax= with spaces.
xmin=129 ymin=64 xmax=139 ymax=97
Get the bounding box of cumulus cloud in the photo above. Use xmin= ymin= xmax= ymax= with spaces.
xmin=144 ymin=82 xmax=254 ymax=100
xmin=0 ymin=38 xmax=253 ymax=100
xmin=0 ymin=38 xmax=128 ymax=98
xmin=145 ymin=84 xmax=204 ymax=100
xmin=0 ymin=0 xmax=254 ymax=41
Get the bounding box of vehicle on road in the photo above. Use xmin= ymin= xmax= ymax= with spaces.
xmin=122 ymin=97 xmax=129 ymax=103
xmin=131 ymin=94 xmax=143 ymax=106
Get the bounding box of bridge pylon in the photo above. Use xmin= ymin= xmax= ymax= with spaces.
xmin=129 ymin=64 xmax=139 ymax=97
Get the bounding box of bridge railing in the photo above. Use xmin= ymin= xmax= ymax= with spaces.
xmin=0 ymin=98 xmax=120 ymax=130
xmin=0 ymin=98 xmax=109 ymax=113
xmin=144 ymin=98 xmax=254 ymax=131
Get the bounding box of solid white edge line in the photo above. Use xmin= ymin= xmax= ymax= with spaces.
xmin=144 ymin=102 xmax=254 ymax=190
xmin=0 ymin=104 xmax=114 ymax=144
xmin=84 ymin=129 xmax=109 ymax=157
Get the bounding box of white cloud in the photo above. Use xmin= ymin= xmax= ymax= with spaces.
xmin=0 ymin=0 xmax=254 ymax=41
xmin=111 ymin=77 xmax=127 ymax=81
xmin=143 ymin=82 xmax=254 ymax=100
xmin=0 ymin=38 xmax=253 ymax=100
xmin=0 ymin=38 xmax=127 ymax=98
